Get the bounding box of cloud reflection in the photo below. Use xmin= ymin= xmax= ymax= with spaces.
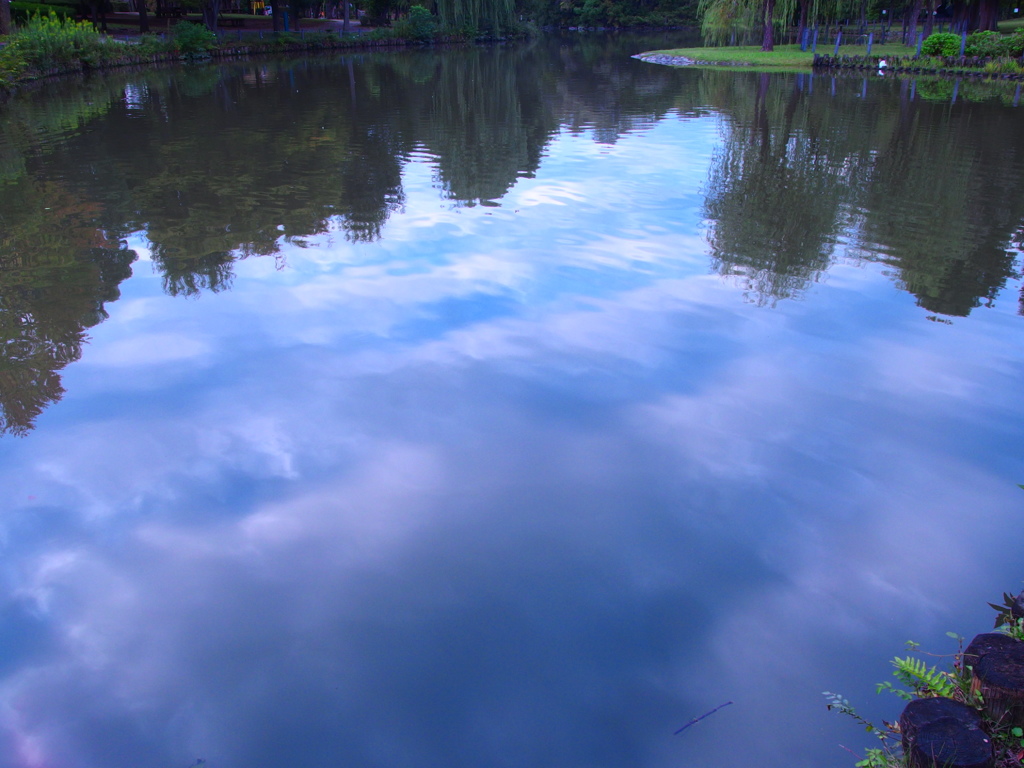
xmin=2 ymin=241 xmax=1022 ymax=768
xmin=2 ymin=71 xmax=1024 ymax=768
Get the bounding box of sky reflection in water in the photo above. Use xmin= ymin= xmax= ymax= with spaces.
xmin=1 ymin=44 xmax=1024 ymax=768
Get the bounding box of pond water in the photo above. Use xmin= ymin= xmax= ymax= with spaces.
xmin=1 ymin=34 xmax=1023 ymax=768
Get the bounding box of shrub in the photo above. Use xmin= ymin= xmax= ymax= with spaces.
xmin=1005 ymin=29 xmax=1024 ymax=57
xmin=135 ymin=33 xmax=172 ymax=55
xmin=965 ymin=30 xmax=1005 ymax=57
xmin=922 ymin=31 xmax=961 ymax=56
xmin=266 ymin=31 xmax=300 ymax=48
xmin=366 ymin=27 xmax=396 ymax=40
xmin=0 ymin=44 xmax=27 ymax=88
xmin=9 ymin=13 xmax=119 ymax=71
xmin=170 ymin=20 xmax=217 ymax=55
xmin=10 ymin=2 xmax=72 ymax=22
xmin=393 ymin=5 xmax=437 ymax=41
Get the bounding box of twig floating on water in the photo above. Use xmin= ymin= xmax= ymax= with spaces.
xmin=674 ymin=701 xmax=733 ymax=735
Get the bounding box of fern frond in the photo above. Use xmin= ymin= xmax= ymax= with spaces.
xmin=890 ymin=656 xmax=956 ymax=698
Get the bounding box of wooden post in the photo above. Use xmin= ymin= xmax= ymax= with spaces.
xmin=899 ymin=697 xmax=993 ymax=768
xmin=971 ymin=641 xmax=1024 ymax=729
xmin=964 ymin=633 xmax=1019 ymax=670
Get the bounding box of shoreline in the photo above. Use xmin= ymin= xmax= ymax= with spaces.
xmin=633 ymin=48 xmax=1024 ymax=81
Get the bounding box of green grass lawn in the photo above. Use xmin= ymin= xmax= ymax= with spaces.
xmin=646 ymin=43 xmax=919 ymax=69
xmin=998 ymin=17 xmax=1024 ymax=31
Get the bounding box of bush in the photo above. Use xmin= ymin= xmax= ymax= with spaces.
xmin=10 ymin=2 xmax=72 ymax=22
xmin=965 ymin=30 xmax=1005 ymax=57
xmin=170 ymin=20 xmax=217 ymax=55
xmin=9 ymin=13 xmax=118 ymax=71
xmin=392 ymin=5 xmax=438 ymax=40
xmin=0 ymin=44 xmax=27 ymax=88
xmin=1005 ymin=29 xmax=1024 ymax=57
xmin=266 ymin=31 xmax=300 ymax=48
xmin=135 ymin=33 xmax=172 ymax=55
xmin=922 ymin=31 xmax=961 ymax=57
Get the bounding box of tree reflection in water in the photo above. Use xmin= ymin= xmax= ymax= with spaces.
xmin=0 ymin=48 xmax=1022 ymax=434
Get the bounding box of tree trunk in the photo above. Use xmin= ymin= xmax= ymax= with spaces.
xmin=272 ymin=0 xmax=281 ymax=30
xmin=797 ymin=0 xmax=807 ymax=46
xmin=343 ymin=0 xmax=349 ymax=33
xmin=977 ymin=0 xmax=998 ymax=30
xmin=922 ymin=0 xmax=934 ymax=38
xmin=972 ymin=641 xmax=1024 ymax=729
xmin=899 ymin=697 xmax=993 ymax=768
xmin=139 ymin=0 xmax=150 ymax=33
xmin=0 ymin=0 xmax=11 ymax=36
xmin=905 ymin=0 xmax=922 ymax=45
xmin=290 ymin=0 xmax=300 ymax=30
xmin=760 ymin=0 xmax=775 ymax=51
xmin=202 ymin=0 xmax=220 ymax=32
xmin=964 ymin=633 xmax=1020 ymax=671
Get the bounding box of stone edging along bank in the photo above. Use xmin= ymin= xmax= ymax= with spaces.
xmin=0 ymin=33 xmax=509 ymax=92
xmin=631 ymin=53 xmax=748 ymax=67
xmin=812 ymin=53 xmax=1024 ymax=80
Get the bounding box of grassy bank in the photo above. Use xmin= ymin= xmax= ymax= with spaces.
xmin=642 ymin=43 xmax=917 ymax=68
xmin=642 ymin=41 xmax=1024 ymax=77
xmin=0 ymin=13 xmax=525 ymax=91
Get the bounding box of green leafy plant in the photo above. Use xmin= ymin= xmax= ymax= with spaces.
xmin=922 ymin=32 xmax=961 ymax=57
xmin=170 ymin=21 xmax=217 ymax=56
xmin=881 ymin=655 xmax=957 ymax=699
xmin=9 ymin=2 xmax=73 ymax=22
xmin=965 ymin=30 xmax=1006 ymax=57
xmin=823 ymin=691 xmax=902 ymax=766
xmin=8 ymin=13 xmax=117 ymax=71
xmin=999 ymin=616 xmax=1024 ymax=642
xmin=393 ymin=5 xmax=438 ymax=42
xmin=988 ymin=590 xmax=1023 ymax=627
xmin=1006 ymin=30 xmax=1024 ymax=57
xmin=854 ymin=747 xmax=903 ymax=768
xmin=984 ymin=58 xmax=1024 ymax=75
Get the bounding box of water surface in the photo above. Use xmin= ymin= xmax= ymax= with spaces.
xmin=1 ymin=36 xmax=1023 ymax=768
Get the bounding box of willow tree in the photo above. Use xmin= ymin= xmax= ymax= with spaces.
xmin=698 ymin=0 xmax=795 ymax=50
xmin=434 ymin=0 xmax=514 ymax=34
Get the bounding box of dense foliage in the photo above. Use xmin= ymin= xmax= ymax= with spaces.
xmin=921 ymin=30 xmax=960 ymax=54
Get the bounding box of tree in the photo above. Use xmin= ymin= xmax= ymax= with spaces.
xmin=0 ymin=0 xmax=12 ymax=36
xmin=697 ymin=0 xmax=794 ymax=51
xmin=435 ymin=0 xmax=515 ymax=34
